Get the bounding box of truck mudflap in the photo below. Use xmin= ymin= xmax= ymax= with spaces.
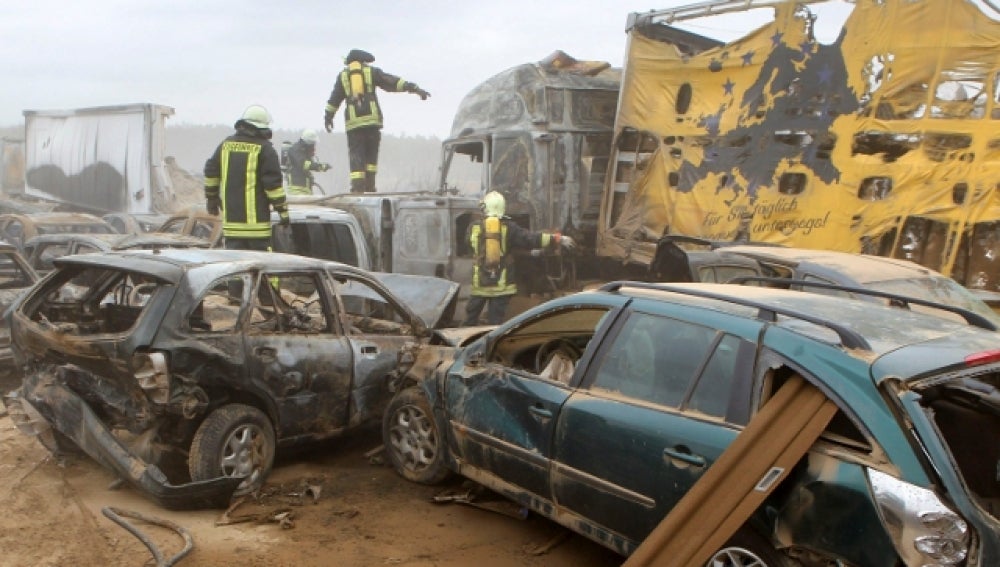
xmin=623 ymin=374 xmax=837 ymax=566
xmin=6 ymin=371 xmax=242 ymax=511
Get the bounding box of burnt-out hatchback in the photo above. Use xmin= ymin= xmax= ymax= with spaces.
xmin=384 ymin=281 xmax=1000 ymax=565
xmin=4 ymin=249 xmax=458 ymax=509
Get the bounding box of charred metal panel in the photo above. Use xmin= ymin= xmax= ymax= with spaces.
xmin=600 ymin=0 xmax=1000 ymax=290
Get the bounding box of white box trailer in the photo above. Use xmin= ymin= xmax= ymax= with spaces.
xmin=20 ymin=103 xmax=175 ymax=214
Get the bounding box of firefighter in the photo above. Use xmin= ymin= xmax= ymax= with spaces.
xmin=204 ymin=104 xmax=289 ymax=253
xmin=464 ymin=191 xmax=576 ymax=326
xmin=323 ymin=48 xmax=430 ymax=193
xmin=286 ymin=129 xmax=330 ymax=196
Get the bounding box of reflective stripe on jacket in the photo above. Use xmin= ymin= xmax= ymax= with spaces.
xmin=204 ymin=130 xmax=286 ymax=239
xmin=325 ymin=64 xmax=414 ymax=131
xmin=469 ymin=217 xmax=556 ymax=297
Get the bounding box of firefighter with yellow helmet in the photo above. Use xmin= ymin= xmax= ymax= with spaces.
xmin=323 ymin=48 xmax=430 ymax=193
xmin=464 ymin=191 xmax=576 ymax=325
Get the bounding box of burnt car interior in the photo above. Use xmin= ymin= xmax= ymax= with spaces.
xmin=918 ymin=372 xmax=1000 ymax=517
xmin=489 ymin=307 xmax=611 ymax=384
xmin=334 ymin=276 xmax=414 ymax=336
xmin=28 ymin=266 xmax=161 ymax=335
xmin=0 ymin=253 xmax=33 ymax=288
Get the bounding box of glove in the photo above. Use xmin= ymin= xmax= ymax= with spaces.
xmin=279 ymin=214 xmax=290 ymax=227
xmin=559 ymin=235 xmax=576 ymax=251
xmin=324 ymin=113 xmax=334 ymax=133
xmin=206 ymin=196 xmax=221 ymax=216
xmin=412 ymin=87 xmax=430 ymax=100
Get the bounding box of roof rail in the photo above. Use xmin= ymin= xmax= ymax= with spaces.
xmin=599 ymin=280 xmax=871 ymax=350
xmin=727 ymin=276 xmax=999 ymax=331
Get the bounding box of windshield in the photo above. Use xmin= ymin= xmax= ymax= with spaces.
xmin=868 ymin=276 xmax=1000 ymax=325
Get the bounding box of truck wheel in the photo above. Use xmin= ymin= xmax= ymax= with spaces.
xmin=189 ymin=404 xmax=275 ymax=495
xmin=706 ymin=528 xmax=788 ymax=566
xmin=383 ymin=387 xmax=451 ymax=484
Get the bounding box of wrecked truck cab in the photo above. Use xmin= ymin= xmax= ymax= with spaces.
xmin=4 ymin=248 xmax=459 ymax=509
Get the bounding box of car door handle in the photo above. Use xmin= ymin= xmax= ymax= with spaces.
xmin=528 ymin=405 xmax=552 ymax=421
xmin=663 ymin=447 xmax=707 ymax=468
xmin=360 ymin=345 xmax=378 ymax=355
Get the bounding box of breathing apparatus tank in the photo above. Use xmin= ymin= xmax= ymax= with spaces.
xmin=348 ymin=61 xmax=365 ymax=102
xmin=483 ymin=216 xmax=502 ymax=269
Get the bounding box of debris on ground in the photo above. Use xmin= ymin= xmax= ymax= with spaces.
xmin=431 ymin=483 xmax=529 ymax=521
xmin=102 ymin=506 xmax=194 ymax=567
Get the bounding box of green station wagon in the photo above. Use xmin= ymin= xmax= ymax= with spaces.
xmin=384 ymin=281 xmax=1000 ymax=565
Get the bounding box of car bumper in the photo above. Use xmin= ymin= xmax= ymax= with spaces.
xmin=5 ymin=367 xmax=242 ymax=510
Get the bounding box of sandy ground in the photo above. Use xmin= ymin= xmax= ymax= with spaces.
xmin=0 ymin=405 xmax=623 ymax=567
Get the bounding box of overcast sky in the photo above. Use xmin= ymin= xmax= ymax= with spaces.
xmin=1 ymin=1 xmax=861 ymax=139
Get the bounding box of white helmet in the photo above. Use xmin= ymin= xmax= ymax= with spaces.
xmin=240 ymin=104 xmax=272 ymax=129
xmin=482 ymin=191 xmax=506 ymax=217
xmin=301 ymin=129 xmax=319 ymax=145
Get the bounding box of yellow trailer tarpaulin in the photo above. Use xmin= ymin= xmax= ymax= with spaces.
xmin=600 ymin=0 xmax=1000 ymax=289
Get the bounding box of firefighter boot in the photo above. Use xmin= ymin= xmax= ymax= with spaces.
xmin=365 ymin=172 xmax=376 ymax=193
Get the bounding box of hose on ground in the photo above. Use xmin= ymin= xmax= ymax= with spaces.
xmin=101 ymin=506 xmax=194 ymax=567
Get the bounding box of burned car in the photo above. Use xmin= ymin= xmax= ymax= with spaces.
xmin=0 ymin=241 xmax=39 ymax=392
xmin=384 ymin=282 xmax=1000 ymax=565
xmin=4 ymin=249 xmax=458 ymax=509
xmin=23 ymin=232 xmax=212 ymax=275
xmin=0 ymin=212 xmax=118 ymax=253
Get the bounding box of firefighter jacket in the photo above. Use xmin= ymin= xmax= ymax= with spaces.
xmin=325 ymin=63 xmax=418 ymax=131
xmin=469 ymin=216 xmax=558 ymax=297
xmin=204 ymin=125 xmax=288 ymax=239
xmin=286 ymin=140 xmax=326 ymax=196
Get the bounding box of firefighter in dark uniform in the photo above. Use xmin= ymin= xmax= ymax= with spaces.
xmin=286 ymin=129 xmax=329 ymax=196
xmin=323 ymin=48 xmax=430 ymax=193
xmin=204 ymin=104 xmax=289 ymax=251
xmin=464 ymin=191 xmax=576 ymax=326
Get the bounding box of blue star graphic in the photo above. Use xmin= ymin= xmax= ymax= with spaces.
xmin=704 ymin=114 xmax=721 ymax=136
xmin=723 ymin=78 xmax=735 ymax=96
xmin=771 ymin=31 xmax=784 ymax=47
xmin=741 ymin=51 xmax=755 ymax=66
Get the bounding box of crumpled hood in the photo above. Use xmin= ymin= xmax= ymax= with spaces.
xmin=370 ymin=272 xmax=460 ymax=329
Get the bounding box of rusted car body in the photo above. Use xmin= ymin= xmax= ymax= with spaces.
xmin=4 ymin=249 xmax=458 ymax=509
xmin=23 ymin=232 xmax=212 ymax=275
xmin=102 ymin=212 xmax=169 ymax=235
xmin=0 ymin=212 xmax=118 ymax=253
xmin=0 ymin=241 xmax=39 ymax=391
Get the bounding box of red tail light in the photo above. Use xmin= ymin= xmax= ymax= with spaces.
xmin=964 ymin=348 xmax=1000 ymax=366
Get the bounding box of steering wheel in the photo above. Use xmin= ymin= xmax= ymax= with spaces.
xmin=128 ymin=282 xmax=158 ymax=305
xmin=535 ymin=339 xmax=583 ymax=374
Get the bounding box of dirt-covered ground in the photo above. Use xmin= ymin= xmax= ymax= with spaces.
xmin=0 ymin=405 xmax=623 ymax=567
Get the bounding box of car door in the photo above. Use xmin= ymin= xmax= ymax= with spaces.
xmin=330 ymin=273 xmax=424 ymax=426
xmin=444 ymin=306 xmax=612 ymax=501
xmin=242 ymin=269 xmax=353 ymax=439
xmin=551 ymin=308 xmax=760 ymax=544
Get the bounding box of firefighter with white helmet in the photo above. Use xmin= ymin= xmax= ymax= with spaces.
xmin=204 ymin=104 xmax=288 ymax=250
xmin=285 ymin=128 xmax=330 ymax=196
xmin=465 ymin=191 xmax=576 ymax=325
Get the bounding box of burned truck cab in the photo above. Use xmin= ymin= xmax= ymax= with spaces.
xmin=439 ymin=51 xmax=621 ymax=289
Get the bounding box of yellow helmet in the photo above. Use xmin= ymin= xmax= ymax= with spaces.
xmin=240 ymin=104 xmax=272 ymax=129
xmin=482 ymin=191 xmax=505 ymax=218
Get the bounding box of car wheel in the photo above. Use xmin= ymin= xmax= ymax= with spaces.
xmin=383 ymin=387 xmax=451 ymax=484
xmin=188 ymin=404 xmax=275 ymax=495
xmin=706 ymin=528 xmax=788 ymax=566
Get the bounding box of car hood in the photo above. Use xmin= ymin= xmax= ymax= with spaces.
xmin=370 ymin=272 xmax=460 ymax=329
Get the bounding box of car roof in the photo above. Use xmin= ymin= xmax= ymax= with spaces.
xmin=718 ymin=245 xmax=936 ymax=284
xmin=51 ymin=248 xmax=366 ymax=283
xmin=1 ymin=212 xmax=112 ymax=225
xmin=593 ymin=281 xmax=984 ymax=356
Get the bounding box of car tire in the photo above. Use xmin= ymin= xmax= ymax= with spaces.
xmin=383 ymin=387 xmax=451 ymax=485
xmin=188 ymin=404 xmax=275 ymax=496
xmin=706 ymin=527 xmax=788 ymax=566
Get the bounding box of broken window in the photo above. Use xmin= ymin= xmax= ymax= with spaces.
xmin=188 ymin=274 xmax=249 ymax=333
xmin=858 ymin=176 xmax=893 ymax=200
xmin=931 ymin=72 xmax=987 ymax=119
xmin=779 ymin=172 xmax=808 ymax=195
xmin=30 ymin=242 xmax=70 ymax=272
xmin=250 ymin=272 xmax=330 ymax=334
xmin=274 ymin=221 xmax=359 ymax=266
xmin=440 ymin=139 xmax=487 ymax=194
xmin=334 ymin=276 xmax=411 ymax=336
xmin=29 ymin=267 xmax=159 ymax=335
xmin=0 ymin=252 xmax=32 ymax=289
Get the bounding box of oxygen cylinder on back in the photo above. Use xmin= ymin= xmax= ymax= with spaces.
xmin=483 ymin=216 xmax=502 ymax=269
xmin=348 ymin=61 xmax=365 ymax=99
